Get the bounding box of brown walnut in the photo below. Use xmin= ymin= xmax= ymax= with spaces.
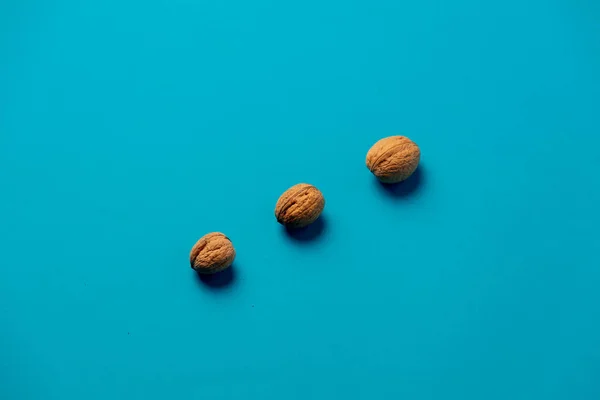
xmin=366 ymin=136 xmax=420 ymax=183
xmin=275 ymin=184 xmax=325 ymax=228
xmin=189 ymin=232 xmax=235 ymax=274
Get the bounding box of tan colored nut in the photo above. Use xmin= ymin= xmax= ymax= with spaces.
xmin=366 ymin=136 xmax=420 ymax=183
xmin=275 ymin=184 xmax=325 ymax=228
xmin=190 ymin=232 xmax=235 ymax=274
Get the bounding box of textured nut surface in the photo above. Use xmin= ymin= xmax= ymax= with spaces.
xmin=190 ymin=232 xmax=235 ymax=274
xmin=275 ymin=184 xmax=325 ymax=228
xmin=366 ymin=136 xmax=420 ymax=183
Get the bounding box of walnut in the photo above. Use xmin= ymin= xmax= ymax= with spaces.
xmin=275 ymin=184 xmax=325 ymax=228
xmin=189 ymin=232 xmax=235 ymax=274
xmin=366 ymin=136 xmax=420 ymax=183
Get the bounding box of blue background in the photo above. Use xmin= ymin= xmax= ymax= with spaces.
xmin=1 ymin=0 xmax=599 ymax=399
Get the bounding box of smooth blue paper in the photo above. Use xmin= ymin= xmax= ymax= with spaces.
xmin=1 ymin=0 xmax=599 ymax=399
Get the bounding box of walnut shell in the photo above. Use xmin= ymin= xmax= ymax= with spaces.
xmin=189 ymin=232 xmax=235 ymax=274
xmin=275 ymin=184 xmax=325 ymax=228
xmin=366 ymin=136 xmax=420 ymax=183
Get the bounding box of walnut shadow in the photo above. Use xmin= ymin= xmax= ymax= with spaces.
xmin=375 ymin=165 xmax=424 ymax=198
xmin=283 ymin=215 xmax=327 ymax=242
xmin=194 ymin=264 xmax=236 ymax=289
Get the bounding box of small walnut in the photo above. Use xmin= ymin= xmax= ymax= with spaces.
xmin=275 ymin=183 xmax=325 ymax=228
xmin=189 ymin=232 xmax=235 ymax=274
xmin=366 ymin=136 xmax=420 ymax=183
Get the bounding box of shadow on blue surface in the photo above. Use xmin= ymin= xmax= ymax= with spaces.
xmin=284 ymin=215 xmax=327 ymax=243
xmin=376 ymin=165 xmax=424 ymax=198
xmin=195 ymin=265 xmax=236 ymax=289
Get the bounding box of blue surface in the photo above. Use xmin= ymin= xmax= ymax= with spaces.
xmin=1 ymin=0 xmax=600 ymax=399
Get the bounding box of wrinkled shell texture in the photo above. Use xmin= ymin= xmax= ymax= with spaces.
xmin=190 ymin=232 xmax=236 ymax=274
xmin=275 ymin=184 xmax=325 ymax=228
xmin=366 ymin=136 xmax=420 ymax=183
